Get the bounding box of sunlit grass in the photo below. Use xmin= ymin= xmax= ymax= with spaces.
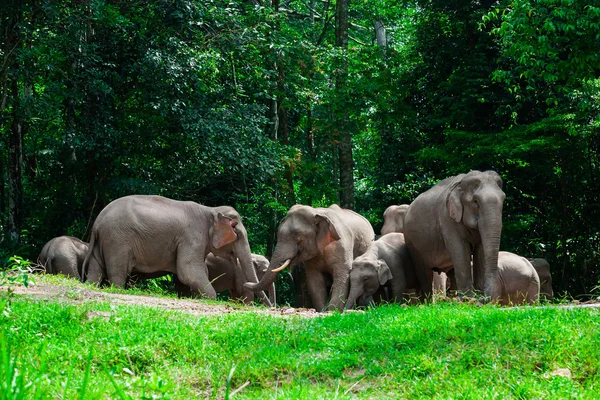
xmin=1 ymin=291 xmax=599 ymax=398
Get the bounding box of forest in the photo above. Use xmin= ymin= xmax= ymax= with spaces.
xmin=1 ymin=0 xmax=599 ymax=298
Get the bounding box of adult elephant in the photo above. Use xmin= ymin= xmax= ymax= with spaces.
xmin=38 ymin=236 xmax=88 ymax=279
xmin=528 ymin=258 xmax=553 ymax=301
xmin=381 ymin=203 xmax=448 ymax=297
xmin=403 ymin=170 xmax=505 ymax=300
xmin=82 ymin=195 xmax=268 ymax=303
xmin=244 ymin=204 xmax=375 ymax=311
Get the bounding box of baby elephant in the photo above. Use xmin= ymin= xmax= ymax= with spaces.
xmin=485 ymin=251 xmax=540 ymax=305
xmin=528 ymin=258 xmax=553 ymax=301
xmin=38 ymin=236 xmax=89 ymax=279
xmin=345 ymin=233 xmax=415 ymax=309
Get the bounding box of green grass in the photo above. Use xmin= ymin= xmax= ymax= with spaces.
xmin=1 ymin=288 xmax=599 ymax=399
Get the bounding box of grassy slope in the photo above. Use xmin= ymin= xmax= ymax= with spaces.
xmin=1 ymin=286 xmax=599 ymax=399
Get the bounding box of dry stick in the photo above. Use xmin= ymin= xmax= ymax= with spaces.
xmin=229 ymin=381 xmax=250 ymax=397
xmin=344 ymin=378 xmax=365 ymax=395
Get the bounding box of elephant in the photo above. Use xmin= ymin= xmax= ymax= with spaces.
xmin=476 ymin=251 xmax=540 ymax=305
xmin=133 ymin=253 xmax=276 ymax=305
xmin=244 ymin=204 xmax=375 ymax=311
xmin=380 ymin=204 xmax=409 ymax=235
xmin=82 ymin=195 xmax=269 ymax=304
xmin=528 ymin=258 xmax=553 ymax=301
xmin=381 ymin=203 xmax=449 ymax=297
xmin=206 ymin=253 xmax=276 ymax=305
xmin=38 ymin=236 xmax=88 ymax=279
xmin=345 ymin=233 xmax=416 ymax=309
xmin=403 ymin=170 xmax=505 ymax=300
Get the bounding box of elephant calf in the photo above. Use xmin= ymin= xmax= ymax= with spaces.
xmin=528 ymin=258 xmax=553 ymax=301
xmin=345 ymin=233 xmax=417 ymax=309
xmin=476 ymin=251 xmax=540 ymax=305
xmin=38 ymin=236 xmax=88 ymax=279
xmin=205 ymin=253 xmax=276 ymax=305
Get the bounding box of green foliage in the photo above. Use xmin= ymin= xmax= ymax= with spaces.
xmin=1 ymin=0 xmax=598 ymax=297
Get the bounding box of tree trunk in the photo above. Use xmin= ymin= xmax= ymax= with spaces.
xmin=8 ymin=78 xmax=23 ymax=243
xmin=335 ymin=0 xmax=354 ymax=209
xmin=266 ymin=0 xmax=281 ymax=258
xmin=375 ymin=19 xmax=387 ymax=47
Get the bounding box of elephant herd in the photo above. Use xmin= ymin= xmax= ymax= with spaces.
xmin=38 ymin=170 xmax=553 ymax=312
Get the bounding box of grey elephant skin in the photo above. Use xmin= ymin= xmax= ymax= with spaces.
xmin=206 ymin=253 xmax=276 ymax=304
xmin=381 ymin=204 xmax=448 ymax=297
xmin=38 ymin=236 xmax=88 ymax=279
xmin=82 ymin=195 xmax=267 ymax=302
xmin=478 ymin=251 xmax=540 ymax=305
xmin=244 ymin=204 xmax=375 ymax=311
xmin=345 ymin=233 xmax=416 ymax=309
xmin=528 ymin=258 xmax=553 ymax=301
xmin=403 ymin=170 xmax=505 ymax=300
xmin=380 ymin=204 xmax=409 ymax=236
xmin=136 ymin=253 xmax=276 ymax=305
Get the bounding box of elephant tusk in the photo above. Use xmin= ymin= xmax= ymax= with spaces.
xmin=271 ymin=259 xmax=291 ymax=272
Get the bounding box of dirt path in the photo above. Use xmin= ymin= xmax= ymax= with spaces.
xmin=8 ymin=280 xmax=324 ymax=318
xmin=8 ymin=279 xmax=600 ymax=316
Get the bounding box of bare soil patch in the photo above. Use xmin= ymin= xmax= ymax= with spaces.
xmin=7 ymin=279 xmax=599 ymax=316
xmin=8 ymin=280 xmax=325 ymax=318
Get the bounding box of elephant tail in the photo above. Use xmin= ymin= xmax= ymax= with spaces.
xmin=80 ymin=229 xmax=97 ymax=282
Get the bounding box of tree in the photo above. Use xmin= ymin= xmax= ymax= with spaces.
xmin=335 ymin=0 xmax=354 ymax=209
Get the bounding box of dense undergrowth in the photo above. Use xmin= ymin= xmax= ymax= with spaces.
xmin=0 ymin=277 xmax=598 ymax=399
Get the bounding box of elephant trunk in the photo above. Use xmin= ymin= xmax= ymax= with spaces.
xmin=344 ymin=288 xmax=361 ymax=310
xmin=244 ymin=245 xmax=293 ymax=292
xmin=235 ymin=234 xmax=259 ymax=285
xmin=479 ymin=205 xmax=503 ymax=299
xmin=234 ymin=231 xmax=272 ymax=306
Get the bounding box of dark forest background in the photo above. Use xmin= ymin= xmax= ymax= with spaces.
xmin=1 ymin=0 xmax=599 ymax=298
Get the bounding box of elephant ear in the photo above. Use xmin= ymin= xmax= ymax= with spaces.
xmin=446 ymin=184 xmax=463 ymax=223
xmin=315 ymin=214 xmax=341 ymax=251
xmin=212 ymin=213 xmax=239 ymax=249
xmin=377 ymin=259 xmax=393 ymax=285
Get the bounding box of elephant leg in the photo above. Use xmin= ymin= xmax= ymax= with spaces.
xmin=85 ymin=257 xmax=104 ymax=284
xmin=104 ymin=248 xmax=132 ymax=288
xmin=447 ymin=268 xmax=457 ymax=291
xmin=432 ymin=272 xmax=447 ymax=299
xmin=268 ymin=283 xmax=276 ymax=306
xmin=176 ymin=247 xmax=217 ymax=300
xmin=327 ymin=267 xmax=351 ymax=312
xmin=444 ymin=237 xmax=475 ymax=297
xmin=472 ymin=245 xmax=486 ymax=292
xmin=407 ymin=248 xmax=433 ymax=301
xmin=305 ymin=267 xmax=329 ymax=311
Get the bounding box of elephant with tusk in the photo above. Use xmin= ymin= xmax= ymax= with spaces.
xmin=244 ymin=204 xmax=375 ymax=312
